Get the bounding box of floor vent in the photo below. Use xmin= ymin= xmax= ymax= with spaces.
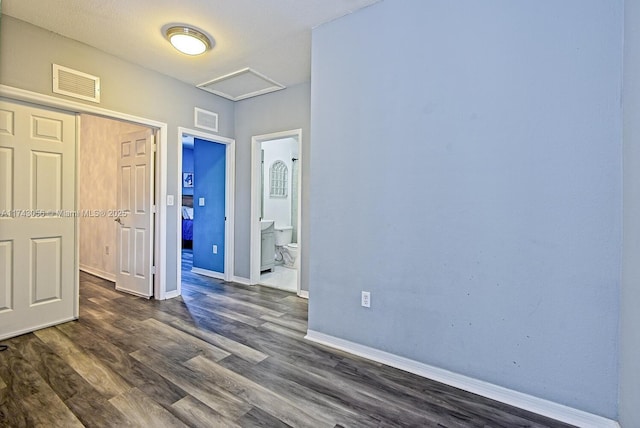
xmin=52 ymin=64 xmax=101 ymax=103
xmin=194 ymin=107 xmax=218 ymax=132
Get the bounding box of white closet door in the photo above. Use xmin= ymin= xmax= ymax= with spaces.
xmin=0 ymin=97 xmax=77 ymax=340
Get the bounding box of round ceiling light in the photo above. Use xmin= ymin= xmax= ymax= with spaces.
xmin=166 ymin=26 xmax=211 ymax=55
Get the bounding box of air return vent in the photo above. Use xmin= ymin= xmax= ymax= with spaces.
xmin=197 ymin=68 xmax=285 ymax=101
xmin=194 ymin=107 xmax=218 ymax=132
xmin=52 ymin=64 xmax=101 ymax=103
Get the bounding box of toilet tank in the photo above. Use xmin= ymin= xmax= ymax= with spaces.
xmin=274 ymin=226 xmax=293 ymax=245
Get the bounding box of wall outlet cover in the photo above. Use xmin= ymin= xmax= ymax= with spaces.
xmin=361 ymin=291 xmax=371 ymax=308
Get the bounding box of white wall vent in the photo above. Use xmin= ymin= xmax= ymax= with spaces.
xmin=52 ymin=64 xmax=101 ymax=103
xmin=194 ymin=107 xmax=219 ymax=132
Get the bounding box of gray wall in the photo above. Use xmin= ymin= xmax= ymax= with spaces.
xmin=234 ymin=83 xmax=311 ymax=291
xmin=0 ymin=15 xmax=312 ymax=291
xmin=309 ymin=0 xmax=622 ymax=418
xmin=620 ymin=0 xmax=640 ymax=425
xmin=0 ymin=16 xmax=235 ymax=292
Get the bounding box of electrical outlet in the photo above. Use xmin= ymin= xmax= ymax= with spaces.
xmin=105 ymin=246 xmax=109 ymax=255
xmin=361 ymin=291 xmax=371 ymax=308
xmin=199 ymin=197 xmax=205 ymax=206
xmin=213 ymin=245 xmax=218 ymax=254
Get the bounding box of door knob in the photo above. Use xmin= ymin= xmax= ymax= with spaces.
xmin=114 ymin=217 xmax=123 ymax=225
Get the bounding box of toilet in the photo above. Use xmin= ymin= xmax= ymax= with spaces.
xmin=274 ymin=226 xmax=298 ymax=268
xmin=274 ymin=225 xmax=292 ymax=246
xmin=282 ymin=243 xmax=298 ymax=268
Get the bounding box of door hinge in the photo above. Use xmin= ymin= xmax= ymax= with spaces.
xmin=153 ymin=143 xmax=157 ymax=152
xmin=151 ymin=266 xmax=156 ymax=275
xmin=152 ymin=205 xmax=157 ymax=213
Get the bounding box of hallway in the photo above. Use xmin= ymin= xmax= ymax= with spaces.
xmin=0 ymin=272 xmax=571 ymax=427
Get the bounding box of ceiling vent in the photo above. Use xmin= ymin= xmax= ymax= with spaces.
xmin=194 ymin=107 xmax=218 ymax=132
xmin=197 ymin=68 xmax=285 ymax=101
xmin=52 ymin=64 xmax=101 ymax=103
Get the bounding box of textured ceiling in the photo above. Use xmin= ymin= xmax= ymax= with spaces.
xmin=2 ymin=0 xmax=380 ymax=96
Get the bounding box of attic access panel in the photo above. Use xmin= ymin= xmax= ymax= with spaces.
xmin=197 ymin=68 xmax=285 ymax=101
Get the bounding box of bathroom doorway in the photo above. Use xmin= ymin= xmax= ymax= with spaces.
xmin=250 ymin=130 xmax=302 ymax=295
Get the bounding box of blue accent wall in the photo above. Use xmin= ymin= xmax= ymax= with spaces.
xmin=182 ymin=147 xmax=194 ymax=196
xmin=193 ymin=139 xmax=226 ymax=273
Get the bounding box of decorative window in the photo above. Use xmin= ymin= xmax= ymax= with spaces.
xmin=269 ymin=160 xmax=288 ymax=198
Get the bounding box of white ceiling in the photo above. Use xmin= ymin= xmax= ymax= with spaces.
xmin=3 ymin=0 xmax=380 ymax=99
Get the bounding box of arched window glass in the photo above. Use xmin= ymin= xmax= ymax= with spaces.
xmin=270 ymin=160 xmax=288 ymax=198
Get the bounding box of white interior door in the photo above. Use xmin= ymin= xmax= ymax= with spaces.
xmin=115 ymin=130 xmax=154 ymax=298
xmin=0 ymin=98 xmax=77 ymax=340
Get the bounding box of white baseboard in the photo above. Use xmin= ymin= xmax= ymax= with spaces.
xmin=231 ymin=276 xmax=252 ymax=286
xmin=163 ymin=290 xmax=180 ymax=300
xmin=298 ymin=290 xmax=309 ymax=299
xmin=191 ymin=267 xmax=225 ymax=280
xmin=79 ymin=265 xmax=116 ymax=282
xmin=304 ymin=330 xmax=619 ymax=428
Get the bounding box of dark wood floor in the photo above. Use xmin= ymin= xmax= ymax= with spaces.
xmin=0 ymin=252 xmax=574 ymax=427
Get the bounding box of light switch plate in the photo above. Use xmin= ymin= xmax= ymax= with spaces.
xmin=167 ymin=195 xmax=174 ymax=206
xmin=199 ymin=197 xmax=205 ymax=206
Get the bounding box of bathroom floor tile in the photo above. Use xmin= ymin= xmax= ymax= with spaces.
xmin=260 ymin=266 xmax=297 ymax=293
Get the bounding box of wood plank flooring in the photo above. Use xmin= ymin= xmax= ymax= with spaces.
xmin=0 ymin=253 xmax=575 ymax=427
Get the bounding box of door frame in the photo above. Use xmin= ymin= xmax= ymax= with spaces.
xmin=0 ymin=84 xmax=170 ymax=299
xmin=250 ymin=129 xmax=303 ymax=296
xmin=177 ymin=127 xmax=236 ymax=294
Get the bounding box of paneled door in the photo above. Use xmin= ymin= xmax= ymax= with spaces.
xmin=115 ymin=130 xmax=154 ymax=298
xmin=0 ymin=98 xmax=77 ymax=340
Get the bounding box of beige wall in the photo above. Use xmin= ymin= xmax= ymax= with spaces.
xmin=79 ymin=114 xmax=148 ymax=280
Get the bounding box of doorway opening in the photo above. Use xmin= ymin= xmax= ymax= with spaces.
xmin=250 ymin=129 xmax=303 ymax=295
xmin=177 ymin=127 xmax=235 ymax=296
xmin=78 ymin=114 xmax=157 ymax=298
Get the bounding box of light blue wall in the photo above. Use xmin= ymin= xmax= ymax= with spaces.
xmin=182 ymin=147 xmax=194 ymax=196
xmin=620 ymin=0 xmax=640 ymax=426
xmin=193 ymin=139 xmax=226 ymax=273
xmin=309 ymin=0 xmax=622 ymax=418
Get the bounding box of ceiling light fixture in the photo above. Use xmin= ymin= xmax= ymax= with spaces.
xmin=166 ymin=26 xmax=212 ymax=55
